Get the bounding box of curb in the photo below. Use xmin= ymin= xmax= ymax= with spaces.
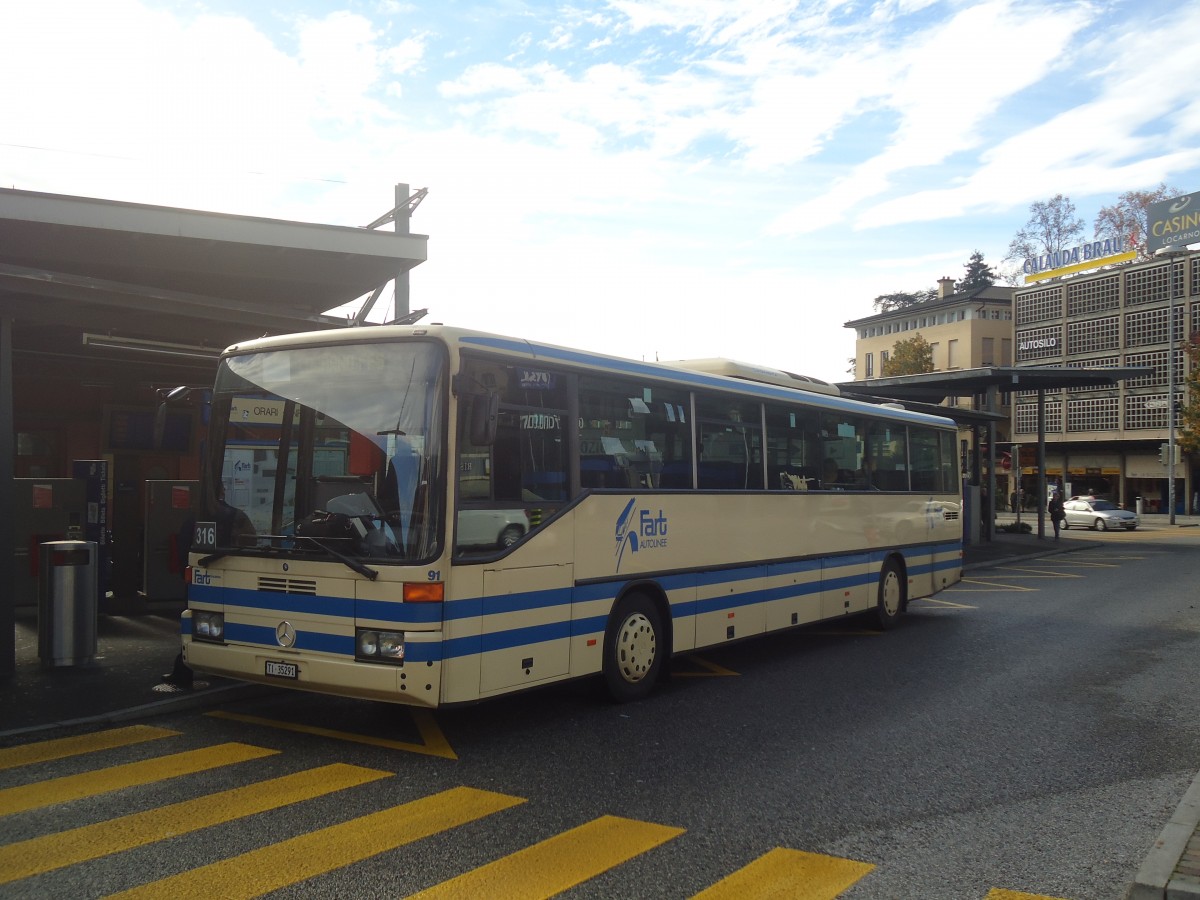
xmin=1128 ymin=770 xmax=1200 ymax=898
xmin=0 ymin=681 xmax=270 ymax=741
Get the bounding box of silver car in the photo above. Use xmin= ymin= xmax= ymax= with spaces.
xmin=1062 ymin=498 xmax=1138 ymax=531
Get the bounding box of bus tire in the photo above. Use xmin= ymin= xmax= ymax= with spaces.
xmin=603 ymin=592 xmax=663 ymax=702
xmin=875 ymin=558 xmax=905 ymax=630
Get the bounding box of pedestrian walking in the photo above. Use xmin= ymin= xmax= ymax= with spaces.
xmin=1048 ymin=491 xmax=1065 ymax=540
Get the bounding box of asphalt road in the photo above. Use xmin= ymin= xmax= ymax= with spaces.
xmin=3 ymin=527 xmax=1199 ymax=899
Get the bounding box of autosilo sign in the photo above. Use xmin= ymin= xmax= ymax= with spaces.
xmin=1148 ymin=191 xmax=1200 ymax=253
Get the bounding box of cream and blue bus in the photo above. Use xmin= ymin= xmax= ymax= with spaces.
xmin=182 ymin=324 xmax=962 ymax=706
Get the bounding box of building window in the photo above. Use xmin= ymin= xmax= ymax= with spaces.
xmin=1125 ymin=393 xmax=1184 ymax=429
xmin=947 ymin=339 xmax=958 ymax=368
xmin=1067 ymin=274 xmax=1120 ymax=316
xmin=981 ymin=337 xmax=994 ymax=366
xmin=1126 ymin=260 xmax=1184 ymax=306
xmin=1066 ymin=316 xmax=1120 ymax=354
xmin=1001 ymin=338 xmax=1012 ymax=365
xmin=1066 ymin=396 xmax=1119 ymax=431
xmin=865 ymin=353 xmax=874 ymax=378
xmin=1126 ymin=306 xmax=1184 ymax=348
xmin=1016 ymin=286 xmax=1063 ymax=325
xmin=1124 ymin=349 xmax=1184 ymax=388
xmin=1015 ymin=401 xmax=1062 ymax=434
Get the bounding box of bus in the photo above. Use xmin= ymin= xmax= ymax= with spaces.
xmin=182 ymin=324 xmax=962 ymax=706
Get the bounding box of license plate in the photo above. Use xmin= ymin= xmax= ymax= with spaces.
xmin=265 ymin=660 xmax=298 ymax=679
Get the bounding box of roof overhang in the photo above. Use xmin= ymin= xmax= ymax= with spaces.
xmin=0 ymin=188 xmax=428 ymax=352
xmin=836 ymin=366 xmax=1154 ymax=404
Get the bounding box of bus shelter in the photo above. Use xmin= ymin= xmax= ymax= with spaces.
xmin=0 ymin=185 xmax=428 ymax=677
xmin=836 ymin=366 xmax=1151 ymax=541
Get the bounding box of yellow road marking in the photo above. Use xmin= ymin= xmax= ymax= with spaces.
xmin=986 ymin=889 xmax=1070 ymax=900
xmin=0 ymin=743 xmax=277 ymax=817
xmin=0 ymin=763 xmax=390 ymax=884
xmin=992 ymin=566 xmax=1083 ymax=578
xmin=693 ymin=847 xmax=875 ymax=899
xmin=913 ymin=597 xmax=977 ymax=609
xmin=409 ymin=814 xmax=684 ymax=900
xmin=0 ymin=725 xmax=179 ymax=772
xmin=206 ymin=708 xmax=456 ymax=759
xmin=950 ymin=579 xmax=1037 ymax=592
xmin=675 ymin=655 xmax=740 ymax=677
xmin=111 ymin=786 xmax=524 ymax=899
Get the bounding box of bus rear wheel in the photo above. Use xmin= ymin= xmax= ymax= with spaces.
xmin=875 ymin=558 xmax=905 ymax=630
xmin=603 ymin=593 xmax=663 ymax=702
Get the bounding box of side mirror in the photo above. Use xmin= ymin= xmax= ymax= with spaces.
xmin=470 ymin=393 xmax=500 ymax=446
xmin=154 ymin=386 xmax=192 ymax=449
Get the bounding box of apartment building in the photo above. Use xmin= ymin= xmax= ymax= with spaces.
xmin=847 ymin=279 xmax=1015 ymax=380
xmin=1012 ymin=250 xmax=1197 ymax=513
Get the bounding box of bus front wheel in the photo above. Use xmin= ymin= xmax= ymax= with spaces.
xmin=875 ymin=559 xmax=905 ymax=630
xmin=603 ymin=593 xmax=663 ymax=702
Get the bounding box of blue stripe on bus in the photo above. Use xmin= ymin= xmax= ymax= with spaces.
xmin=193 ymin=542 xmax=962 ymax=662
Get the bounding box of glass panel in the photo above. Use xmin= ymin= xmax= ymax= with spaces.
xmin=696 ymin=396 xmax=763 ymax=490
xmin=764 ymin=404 xmax=822 ymax=490
xmin=207 ymin=341 xmax=445 ymax=562
xmin=865 ymin=422 xmax=909 ymax=491
xmin=817 ymin=413 xmax=867 ymax=490
xmin=455 ymin=358 xmax=567 ymax=555
xmin=579 ymin=375 xmax=693 ymax=489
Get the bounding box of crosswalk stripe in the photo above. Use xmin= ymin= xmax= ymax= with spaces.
xmin=0 ymin=725 xmax=179 ymax=772
xmin=692 ymin=847 xmax=875 ymax=899
xmin=0 ymin=763 xmax=391 ymax=884
xmin=109 ymin=786 xmax=525 ymax=899
xmin=0 ymin=742 xmax=277 ymax=817
xmin=408 ymin=814 xmax=685 ymax=900
xmin=207 ymin=708 xmax=457 ymax=759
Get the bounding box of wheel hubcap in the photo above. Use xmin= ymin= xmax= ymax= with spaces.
xmin=616 ymin=613 xmax=656 ymax=683
xmin=881 ymin=571 xmax=901 ymax=617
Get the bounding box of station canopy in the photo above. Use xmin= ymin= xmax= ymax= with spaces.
xmin=0 ymin=187 xmax=428 ymax=362
xmin=834 ymin=365 xmax=1153 ymax=414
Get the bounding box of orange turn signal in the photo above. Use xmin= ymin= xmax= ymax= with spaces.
xmin=404 ymin=582 xmax=444 ymax=602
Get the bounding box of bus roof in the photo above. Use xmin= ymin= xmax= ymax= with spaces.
xmin=224 ymin=323 xmax=957 ymax=429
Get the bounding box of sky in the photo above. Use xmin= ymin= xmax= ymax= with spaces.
xmin=3 ymin=0 xmax=1199 ymax=383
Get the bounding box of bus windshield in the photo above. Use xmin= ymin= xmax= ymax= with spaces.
xmin=204 ymin=340 xmax=446 ymax=563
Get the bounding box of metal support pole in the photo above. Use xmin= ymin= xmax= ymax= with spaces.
xmin=1168 ymin=260 xmax=1178 ymax=524
xmin=1037 ymin=389 xmax=1047 ymax=539
xmin=393 ymin=182 xmax=411 ymax=321
xmin=0 ymin=314 xmax=14 ymax=677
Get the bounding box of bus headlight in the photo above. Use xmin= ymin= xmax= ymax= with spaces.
xmin=356 ymin=628 xmax=404 ymax=663
xmin=194 ymin=611 xmax=225 ymax=641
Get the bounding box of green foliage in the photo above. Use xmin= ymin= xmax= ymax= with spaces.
xmin=1180 ymin=331 xmax=1200 ymax=457
xmin=882 ymin=333 xmax=934 ymax=376
xmin=872 ymin=288 xmax=936 ymax=313
xmin=959 ymin=250 xmax=996 ymax=292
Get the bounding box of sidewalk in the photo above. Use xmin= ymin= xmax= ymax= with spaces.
xmin=1 ymin=530 xmax=1197 ymax=896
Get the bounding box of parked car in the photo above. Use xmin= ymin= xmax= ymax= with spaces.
xmin=1062 ymin=498 xmax=1138 ymax=531
xmin=457 ymin=508 xmax=528 ymax=548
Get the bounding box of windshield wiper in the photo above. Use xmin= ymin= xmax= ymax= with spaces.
xmin=292 ymin=535 xmax=379 ymax=580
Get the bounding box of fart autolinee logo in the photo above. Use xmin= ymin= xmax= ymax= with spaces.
xmin=615 ymin=499 xmax=668 ymax=570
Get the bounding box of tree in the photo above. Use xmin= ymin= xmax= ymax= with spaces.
xmin=1094 ymin=183 xmax=1184 ymax=260
xmin=1179 ymin=330 xmax=1200 ymax=458
xmin=1004 ymin=194 xmax=1085 ymax=269
xmin=882 ymin=333 xmax=934 ymax=376
xmin=958 ymin=250 xmax=996 ymax=293
xmin=872 ymin=288 xmax=936 ymax=313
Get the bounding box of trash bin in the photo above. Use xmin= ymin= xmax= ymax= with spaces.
xmin=1136 ymin=496 xmax=1144 ymax=516
xmin=38 ymin=540 xmax=98 ymax=666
